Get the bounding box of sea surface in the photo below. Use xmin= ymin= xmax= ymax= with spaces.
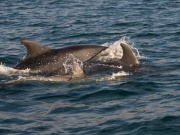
xmin=0 ymin=0 xmax=180 ymax=134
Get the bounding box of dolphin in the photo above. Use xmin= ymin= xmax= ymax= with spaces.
xmin=96 ymin=42 xmax=140 ymax=67
xmin=15 ymin=40 xmax=140 ymax=78
xmin=4 ymin=59 xmax=85 ymax=85
xmin=15 ymin=40 xmax=107 ymax=76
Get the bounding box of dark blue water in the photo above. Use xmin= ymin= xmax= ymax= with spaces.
xmin=0 ymin=0 xmax=180 ymax=134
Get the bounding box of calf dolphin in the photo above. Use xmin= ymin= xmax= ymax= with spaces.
xmin=15 ymin=40 xmax=140 ymax=77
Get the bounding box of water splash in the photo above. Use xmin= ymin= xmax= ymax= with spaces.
xmin=63 ymin=54 xmax=83 ymax=74
xmin=0 ymin=63 xmax=31 ymax=76
xmin=99 ymin=40 xmax=123 ymax=62
xmin=98 ymin=36 xmax=141 ymax=62
xmin=121 ymin=36 xmax=141 ymax=58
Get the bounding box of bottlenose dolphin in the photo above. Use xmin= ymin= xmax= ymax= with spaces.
xmin=15 ymin=40 xmax=107 ymax=76
xmin=4 ymin=60 xmax=85 ymax=85
xmin=15 ymin=40 xmax=140 ymax=78
xmin=97 ymin=43 xmax=140 ymax=67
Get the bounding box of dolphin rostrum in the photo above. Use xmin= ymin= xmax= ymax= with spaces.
xmin=15 ymin=40 xmax=140 ymax=77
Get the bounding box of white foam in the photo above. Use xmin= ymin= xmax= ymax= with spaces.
xmin=0 ymin=63 xmax=31 ymax=76
xmin=96 ymin=71 xmax=130 ymax=82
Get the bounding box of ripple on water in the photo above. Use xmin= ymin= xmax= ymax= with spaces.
xmin=0 ymin=0 xmax=180 ymax=134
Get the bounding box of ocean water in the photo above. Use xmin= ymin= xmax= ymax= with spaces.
xmin=0 ymin=0 xmax=180 ymax=134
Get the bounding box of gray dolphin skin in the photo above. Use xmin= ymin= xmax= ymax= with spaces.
xmin=15 ymin=40 xmax=107 ymax=76
xmin=15 ymin=40 xmax=140 ymax=79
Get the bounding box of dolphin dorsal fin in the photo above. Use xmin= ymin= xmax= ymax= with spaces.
xmin=21 ymin=40 xmax=51 ymax=59
xmin=72 ymin=60 xmax=85 ymax=78
xmin=120 ymin=43 xmax=140 ymax=67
